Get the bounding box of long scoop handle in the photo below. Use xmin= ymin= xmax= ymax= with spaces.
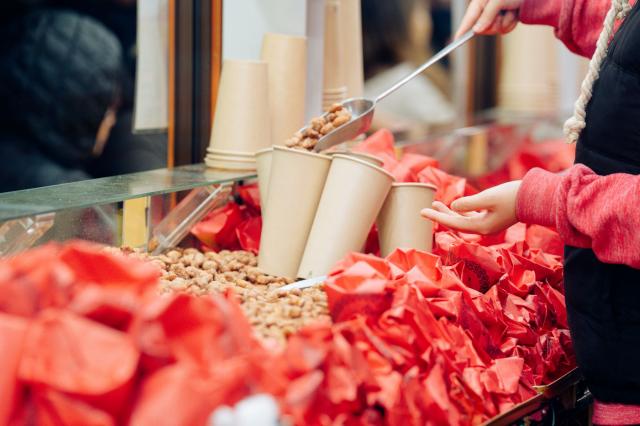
xmin=375 ymin=30 xmax=475 ymax=103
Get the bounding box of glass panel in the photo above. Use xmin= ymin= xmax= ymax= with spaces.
xmin=0 ymin=164 xmax=255 ymax=222
xmin=0 ymin=213 xmax=55 ymax=256
xmin=34 ymin=204 xmax=120 ymax=247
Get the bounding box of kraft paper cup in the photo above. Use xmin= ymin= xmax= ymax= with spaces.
xmin=206 ymin=153 xmax=257 ymax=163
xmin=340 ymin=0 xmax=364 ymax=98
xmin=261 ymin=33 xmax=307 ymax=146
xmin=207 ymin=148 xmax=256 ymax=157
xmin=254 ymin=147 xmax=273 ymax=212
xmin=258 ymin=146 xmax=332 ymax=278
xmin=323 ymin=87 xmax=348 ymax=95
xmin=328 ymin=150 xmax=383 ymax=167
xmin=457 ymin=127 xmax=489 ymax=176
xmin=297 ymin=154 xmax=395 ymax=278
xmin=376 ymin=183 xmax=437 ymax=257
xmin=208 ymin=60 xmax=272 ymax=155
xmin=323 ymin=87 xmax=347 ymax=103
xmin=204 ymin=157 xmax=256 ymax=171
xmin=323 ymin=0 xmax=345 ymax=92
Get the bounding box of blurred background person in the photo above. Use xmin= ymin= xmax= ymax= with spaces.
xmin=362 ymin=0 xmax=456 ymax=140
xmin=0 ymin=0 xmax=166 ymax=193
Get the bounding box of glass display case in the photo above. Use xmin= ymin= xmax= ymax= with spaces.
xmin=0 ymin=165 xmax=254 ymax=256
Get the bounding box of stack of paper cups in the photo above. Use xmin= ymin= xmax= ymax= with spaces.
xmin=261 ymin=33 xmax=307 ymax=146
xmin=322 ymin=0 xmax=346 ymax=111
xmin=340 ymin=0 xmax=364 ymax=98
xmin=206 ymin=60 xmax=272 ymax=171
xmin=297 ymin=154 xmax=395 ymax=278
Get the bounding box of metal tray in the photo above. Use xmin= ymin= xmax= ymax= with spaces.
xmin=483 ymin=369 xmax=583 ymax=426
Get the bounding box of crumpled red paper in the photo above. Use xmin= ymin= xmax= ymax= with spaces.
xmin=191 ymin=183 xmax=262 ymax=253
xmin=1 ymin=126 xmax=577 ymax=426
xmin=475 ymin=138 xmax=575 ymax=190
xmin=0 ymin=313 xmax=27 ymax=425
xmin=0 ymin=242 xmax=278 ymax=426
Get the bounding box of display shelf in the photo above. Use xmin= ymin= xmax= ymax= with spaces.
xmin=484 ymin=369 xmax=585 ymax=426
xmin=0 ymin=164 xmax=255 ymax=222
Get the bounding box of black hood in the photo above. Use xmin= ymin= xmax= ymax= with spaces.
xmin=0 ymin=10 xmax=123 ymax=167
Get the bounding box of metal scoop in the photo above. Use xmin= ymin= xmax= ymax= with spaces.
xmin=313 ymin=30 xmax=475 ymax=153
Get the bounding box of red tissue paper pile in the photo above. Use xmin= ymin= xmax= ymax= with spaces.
xmin=0 ymin=129 xmax=576 ymax=425
xmin=0 ymin=241 xmax=287 ymax=426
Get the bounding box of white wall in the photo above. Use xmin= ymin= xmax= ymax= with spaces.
xmin=222 ymin=0 xmax=324 ymax=119
xmin=222 ymin=0 xmax=307 ymax=60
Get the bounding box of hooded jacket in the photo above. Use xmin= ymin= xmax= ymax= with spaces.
xmin=0 ymin=9 xmax=122 ymax=192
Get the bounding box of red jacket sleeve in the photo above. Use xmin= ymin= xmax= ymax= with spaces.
xmin=516 ymin=165 xmax=640 ymax=269
xmin=519 ymin=0 xmax=612 ymax=57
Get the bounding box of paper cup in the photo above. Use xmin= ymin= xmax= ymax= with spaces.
xmin=204 ymin=159 xmax=256 ymax=171
xmin=208 ymin=60 xmax=272 ymax=154
xmin=255 ymin=147 xmax=273 ymax=212
xmin=261 ymin=33 xmax=307 ymax=146
xmin=297 ymin=154 xmax=394 ymax=278
xmin=323 ymin=87 xmax=348 ymax=94
xmin=204 ymin=155 xmax=256 ymax=171
xmin=376 ymin=183 xmax=437 ymax=257
xmin=340 ymin=0 xmax=364 ymax=98
xmin=258 ymin=146 xmax=332 ymax=278
xmin=458 ymin=127 xmax=489 ymax=176
xmin=323 ymin=0 xmax=345 ymax=92
xmin=327 ymin=151 xmax=383 ymax=167
xmin=206 ymin=153 xmax=257 ymax=162
xmin=207 ymin=148 xmax=256 ymax=157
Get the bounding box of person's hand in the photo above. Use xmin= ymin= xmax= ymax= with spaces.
xmin=455 ymin=0 xmax=523 ymax=38
xmin=421 ymin=181 xmax=521 ymax=235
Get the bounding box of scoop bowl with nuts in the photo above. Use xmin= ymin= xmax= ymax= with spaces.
xmin=285 ymin=99 xmax=373 ymax=153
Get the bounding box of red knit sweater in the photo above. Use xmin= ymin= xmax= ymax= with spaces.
xmin=517 ymin=1 xmax=640 ymax=424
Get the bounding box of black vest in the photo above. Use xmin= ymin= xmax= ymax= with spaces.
xmin=565 ymin=3 xmax=640 ymax=404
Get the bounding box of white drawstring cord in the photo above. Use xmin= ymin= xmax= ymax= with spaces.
xmin=563 ymin=0 xmax=631 ymax=143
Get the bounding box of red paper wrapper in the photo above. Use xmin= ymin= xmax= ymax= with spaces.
xmin=0 ymin=313 xmax=28 ymax=425
xmin=236 ymin=216 xmax=262 ymax=254
xmin=0 ymin=126 xmax=578 ymax=426
xmin=191 ymin=203 xmax=244 ymax=251
xmin=18 ymin=309 xmax=139 ymax=418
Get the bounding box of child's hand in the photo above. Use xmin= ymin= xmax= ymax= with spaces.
xmin=421 ymin=181 xmax=521 ymax=235
xmin=455 ymin=0 xmax=523 ymax=38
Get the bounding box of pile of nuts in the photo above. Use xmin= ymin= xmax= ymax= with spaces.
xmin=117 ymin=247 xmax=330 ymax=345
xmin=285 ymin=103 xmax=352 ymax=151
